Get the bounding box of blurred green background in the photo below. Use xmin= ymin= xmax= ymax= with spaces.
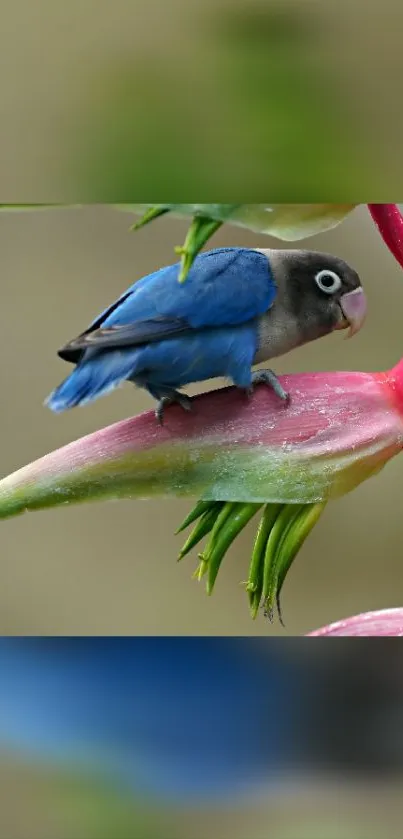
xmin=0 ymin=204 xmax=402 ymax=634
xmin=1 ymin=0 xmax=403 ymax=197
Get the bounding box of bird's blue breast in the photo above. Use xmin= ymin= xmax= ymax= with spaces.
xmin=132 ymin=324 xmax=259 ymax=390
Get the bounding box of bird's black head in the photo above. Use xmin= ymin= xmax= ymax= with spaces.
xmin=262 ymin=249 xmax=367 ymax=340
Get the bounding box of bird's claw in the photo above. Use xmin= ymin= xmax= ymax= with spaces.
xmin=155 ymin=393 xmax=193 ymax=425
xmin=247 ymin=369 xmax=290 ymax=404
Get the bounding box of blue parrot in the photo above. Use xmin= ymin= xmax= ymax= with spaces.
xmin=46 ymin=247 xmax=367 ymax=423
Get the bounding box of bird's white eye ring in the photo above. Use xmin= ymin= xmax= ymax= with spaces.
xmin=315 ymin=269 xmax=342 ymax=294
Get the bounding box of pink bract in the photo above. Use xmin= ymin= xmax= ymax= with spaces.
xmin=1 ymin=360 xmax=403 ymax=518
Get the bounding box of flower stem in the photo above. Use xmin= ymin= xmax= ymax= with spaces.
xmin=175 ymin=216 xmax=223 ymax=282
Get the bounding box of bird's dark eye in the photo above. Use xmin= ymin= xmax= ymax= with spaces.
xmin=315 ymin=269 xmax=342 ymax=294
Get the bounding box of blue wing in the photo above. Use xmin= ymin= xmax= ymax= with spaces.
xmin=59 ymin=248 xmax=276 ymax=362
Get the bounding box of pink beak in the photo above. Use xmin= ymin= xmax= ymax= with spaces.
xmin=340 ymin=287 xmax=367 ymax=338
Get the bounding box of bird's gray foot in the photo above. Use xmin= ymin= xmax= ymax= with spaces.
xmin=246 ymin=369 xmax=290 ymax=403
xmin=155 ymin=391 xmax=193 ymax=425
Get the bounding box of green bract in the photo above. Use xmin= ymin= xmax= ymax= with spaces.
xmin=177 ymin=499 xmax=326 ymax=623
xmin=122 ymin=203 xmax=357 ymax=279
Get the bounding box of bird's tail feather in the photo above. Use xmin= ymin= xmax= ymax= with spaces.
xmin=45 ymin=351 xmax=141 ymax=412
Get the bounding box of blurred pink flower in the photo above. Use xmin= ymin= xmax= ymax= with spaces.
xmin=308 ymin=608 xmax=403 ymax=637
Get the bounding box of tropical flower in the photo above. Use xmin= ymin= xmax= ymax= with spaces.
xmin=2 ymin=359 xmax=403 ymax=621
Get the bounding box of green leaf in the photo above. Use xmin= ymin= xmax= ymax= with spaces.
xmin=122 ymin=203 xmax=356 ymax=240
xmin=123 ymin=203 xmax=357 ymax=276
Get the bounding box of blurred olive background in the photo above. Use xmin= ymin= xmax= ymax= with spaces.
xmin=0 ymin=204 xmax=402 ymax=634
xmin=1 ymin=0 xmax=403 ymax=197
xmin=1 ymin=758 xmax=403 ymax=839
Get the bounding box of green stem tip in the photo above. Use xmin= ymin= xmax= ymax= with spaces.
xmin=129 ymin=205 xmax=170 ymax=232
xmin=175 ymin=216 xmax=223 ymax=282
